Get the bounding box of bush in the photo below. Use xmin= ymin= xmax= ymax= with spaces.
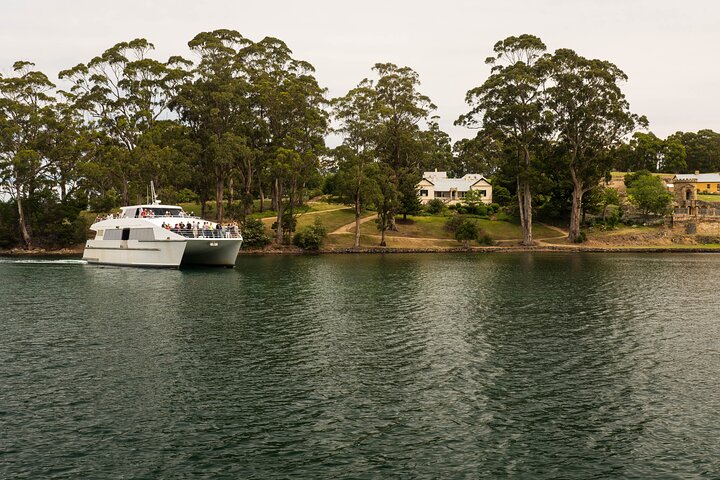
xmin=444 ymin=213 xmax=465 ymax=233
xmin=242 ymin=218 xmax=271 ymax=248
xmin=492 ymin=186 xmax=512 ymax=206
xmin=489 ymin=203 xmax=501 ymax=213
xmin=573 ymin=231 xmax=587 ymax=243
xmin=475 ymin=204 xmax=488 ymax=217
xmin=477 ymin=231 xmax=494 ymax=246
xmin=293 ymin=217 xmax=327 ymax=250
xmin=425 ymin=198 xmax=445 ymax=215
xmin=455 ymin=219 xmax=479 ymax=247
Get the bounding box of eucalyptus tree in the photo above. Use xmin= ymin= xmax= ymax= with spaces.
xmin=372 ymin=162 xmax=399 ymax=247
xmin=544 ymin=48 xmax=643 ymax=242
xmin=667 ymin=130 xmax=720 ymax=173
xmin=60 ymin=38 xmax=191 ymax=205
xmin=241 ymin=37 xmax=328 ymax=243
xmin=173 ymin=29 xmax=253 ymax=221
xmin=0 ymin=62 xmax=56 ymax=248
xmin=46 ymin=100 xmax=94 ymax=202
xmin=457 ymin=35 xmax=549 ymax=245
xmin=332 ymin=82 xmax=381 ymax=247
xmin=452 ymin=132 xmax=503 ymax=177
xmin=372 ymin=63 xmax=436 ymax=222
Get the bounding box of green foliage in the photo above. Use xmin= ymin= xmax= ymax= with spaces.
xmin=628 ymin=174 xmax=673 ymax=218
xmin=492 ymin=185 xmax=512 ymax=206
xmin=444 ymin=213 xmax=465 ymax=233
xmin=241 ymin=218 xmax=271 ymax=248
xmin=624 ymin=170 xmax=653 ymax=189
xmin=292 ymin=217 xmax=327 ymax=250
xmin=425 ymin=198 xmax=445 ymax=215
xmin=573 ymin=231 xmax=587 ymax=243
xmin=271 ymin=210 xmax=298 ymax=244
xmin=454 ymin=219 xmax=479 ymax=247
xmin=457 ymin=34 xmax=549 ymax=246
xmin=176 ymin=188 xmax=199 ymax=203
xmin=477 ymin=232 xmax=495 ymax=246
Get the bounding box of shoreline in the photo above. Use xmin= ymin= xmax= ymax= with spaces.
xmin=4 ymin=244 xmax=720 ymax=258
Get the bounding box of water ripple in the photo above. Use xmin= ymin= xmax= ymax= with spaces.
xmin=1 ymin=253 xmax=720 ymax=478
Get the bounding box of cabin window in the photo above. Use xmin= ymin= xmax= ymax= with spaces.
xmin=121 ymin=228 xmax=130 ymax=241
xmin=420 ymin=189 xmax=428 ymax=197
xmin=128 ymin=228 xmax=155 ymax=241
xmin=479 ymin=189 xmax=487 ymax=196
xmin=103 ymin=229 xmax=123 ymax=240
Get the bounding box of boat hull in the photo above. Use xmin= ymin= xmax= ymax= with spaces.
xmin=82 ymin=239 xmax=187 ymax=268
xmin=181 ymin=238 xmax=242 ymax=267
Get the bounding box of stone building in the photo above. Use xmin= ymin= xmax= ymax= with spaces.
xmin=671 ymin=173 xmax=720 ymax=234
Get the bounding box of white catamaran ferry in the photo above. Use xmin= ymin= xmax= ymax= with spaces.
xmin=82 ymin=188 xmax=242 ymax=268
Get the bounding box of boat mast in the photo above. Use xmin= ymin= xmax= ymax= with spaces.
xmin=150 ymin=181 xmax=161 ymax=205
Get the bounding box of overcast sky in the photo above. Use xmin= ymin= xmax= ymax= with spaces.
xmin=1 ymin=0 xmax=718 ymax=143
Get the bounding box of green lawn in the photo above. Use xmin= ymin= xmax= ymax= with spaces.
xmin=295 ymin=208 xmax=358 ymax=231
xmin=356 ymin=215 xmax=560 ymax=241
xmin=697 ymin=194 xmax=720 ymax=203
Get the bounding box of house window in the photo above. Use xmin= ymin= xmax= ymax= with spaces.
xmin=479 ymin=190 xmax=487 ymax=196
xmin=708 ymin=184 xmax=712 ymax=190
xmin=458 ymin=191 xmax=466 ymax=198
xmin=420 ymin=189 xmax=428 ymax=197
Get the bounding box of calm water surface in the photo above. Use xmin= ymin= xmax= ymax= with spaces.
xmin=1 ymin=253 xmax=720 ymax=478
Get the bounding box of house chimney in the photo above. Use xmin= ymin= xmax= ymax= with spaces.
xmin=695 ymin=170 xmax=700 ymax=175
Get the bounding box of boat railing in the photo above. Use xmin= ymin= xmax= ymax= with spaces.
xmin=168 ymin=228 xmax=242 ymax=239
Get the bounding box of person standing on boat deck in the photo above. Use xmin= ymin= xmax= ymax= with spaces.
xmin=192 ymin=222 xmax=198 ymax=238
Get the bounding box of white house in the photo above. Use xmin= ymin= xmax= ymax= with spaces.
xmin=417 ymin=171 xmax=493 ymax=205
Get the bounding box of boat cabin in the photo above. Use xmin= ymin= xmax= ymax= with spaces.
xmin=119 ymin=204 xmax=187 ymax=219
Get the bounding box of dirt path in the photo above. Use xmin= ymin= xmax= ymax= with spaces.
xmin=329 ymin=214 xmax=376 ymax=234
xmin=261 ymin=205 xmax=349 ymax=223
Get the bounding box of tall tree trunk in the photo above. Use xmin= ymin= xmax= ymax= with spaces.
xmin=215 ymin=175 xmax=224 ymax=223
xmin=275 ymin=178 xmax=283 ymax=244
xmin=354 ymin=194 xmax=361 ymax=248
xmin=227 ymin=177 xmax=234 ymax=211
xmin=379 ymin=215 xmax=386 ymax=247
xmin=15 ymin=193 xmax=32 ymax=249
xmin=258 ymin=174 xmax=265 ymax=213
xmin=517 ymin=177 xmax=533 ymax=246
xmin=568 ymin=185 xmax=583 ymax=242
xmin=568 ymin=167 xmax=584 ymax=243
xmin=121 ymin=178 xmax=129 ymax=206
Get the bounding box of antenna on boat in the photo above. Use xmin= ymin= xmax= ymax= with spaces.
xmin=150 ymin=181 xmax=161 ymax=205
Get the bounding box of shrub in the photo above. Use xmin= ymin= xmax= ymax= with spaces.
xmin=444 ymin=213 xmax=465 ymax=233
xmin=477 ymin=231 xmax=494 ymax=246
xmin=475 ymin=204 xmax=488 ymax=217
xmin=425 ymin=198 xmax=445 ymax=215
xmin=573 ymin=231 xmax=587 ymax=243
xmin=455 ymin=219 xmax=479 ymax=248
xmin=242 ymin=218 xmax=271 ymax=248
xmin=293 ymin=217 xmax=327 ymax=250
xmin=489 ymin=203 xmax=501 ymax=213
xmin=492 ymin=186 xmax=512 ymax=206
